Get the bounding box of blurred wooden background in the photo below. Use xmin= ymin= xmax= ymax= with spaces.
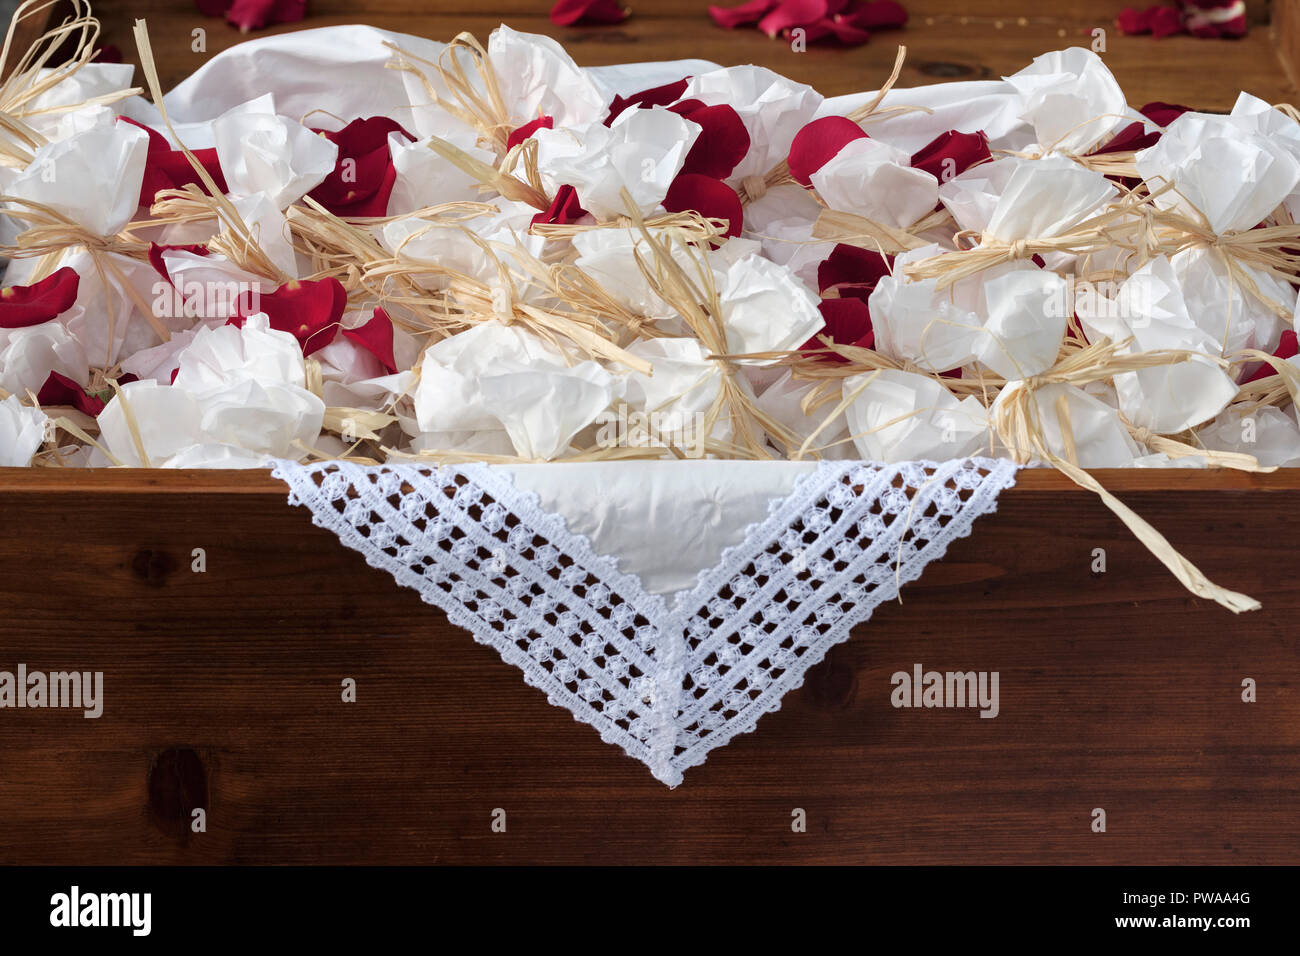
xmin=60 ymin=0 xmax=1294 ymax=110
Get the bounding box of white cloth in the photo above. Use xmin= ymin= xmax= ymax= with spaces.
xmin=273 ymin=457 xmax=1017 ymax=786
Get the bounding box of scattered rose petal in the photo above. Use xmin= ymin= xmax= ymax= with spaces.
xmin=852 ymin=0 xmax=907 ymax=28
xmin=605 ymin=78 xmax=691 ymax=126
xmin=147 ymin=242 xmax=211 ymax=287
xmin=1117 ymin=7 xmax=1152 ymax=34
xmin=309 ymin=116 xmax=415 ymax=218
xmin=709 ymin=0 xmax=779 ymax=30
xmin=532 ymin=184 xmax=589 ymax=227
xmin=817 ymin=244 xmax=892 ymax=299
xmin=1244 ymin=330 xmax=1298 ymax=383
xmin=507 ymin=116 xmax=554 ymax=150
xmin=662 ymin=173 xmax=744 ymax=238
xmin=36 ymin=370 xmax=106 ymax=416
xmin=788 ymin=115 xmax=868 ymax=186
xmin=1180 ymin=0 xmax=1248 ymax=38
xmin=550 ymin=0 xmax=629 ymax=27
xmin=670 ymin=100 xmax=752 ymax=180
xmin=759 ymin=0 xmax=830 ymax=38
xmin=120 ymin=116 xmax=228 ymax=205
xmin=802 ymin=297 xmax=874 ymax=359
xmin=909 ymin=129 xmax=991 ymax=181
xmin=343 ymin=308 xmax=398 ymax=374
xmin=222 ymin=0 xmax=307 ymax=33
xmin=93 ymin=44 xmax=122 ymax=63
xmin=0 ymin=267 xmax=80 ymax=329
xmin=231 ymin=277 xmax=347 ymax=355
xmin=1151 ymin=5 xmax=1185 ymax=37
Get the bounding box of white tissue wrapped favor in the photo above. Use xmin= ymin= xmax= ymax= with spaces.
xmin=3 ymin=17 xmax=1300 ymax=479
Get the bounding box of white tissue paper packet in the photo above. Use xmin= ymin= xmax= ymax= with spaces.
xmin=842 ymin=368 xmax=989 ymax=461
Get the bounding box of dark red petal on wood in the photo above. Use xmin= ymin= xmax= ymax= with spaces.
xmin=909 ymin=129 xmax=991 ymax=181
xmin=225 ymin=0 xmax=306 ymax=32
xmin=507 ymin=116 xmax=555 ymax=150
xmin=0 ymin=267 xmax=80 ymax=329
xmin=787 ymin=115 xmax=867 ymax=186
xmin=1117 ymin=7 xmax=1152 ymax=33
xmin=758 ymin=0 xmax=829 ymax=38
xmin=195 ymin=0 xmax=229 ymax=17
xmin=342 ymin=307 xmax=398 ymax=375
xmin=670 ymin=100 xmax=752 ymax=180
xmin=36 ymin=370 xmax=105 ymax=416
xmin=550 ymin=0 xmax=630 ymax=26
xmin=851 ymin=0 xmax=908 ymax=28
xmin=231 ymin=277 xmax=347 ymax=355
xmin=810 ymin=17 xmax=872 ymax=46
xmin=708 ymin=0 xmax=780 ymax=29
xmin=1150 ymin=5 xmax=1185 ymax=37
xmin=662 ymin=173 xmax=744 ymax=238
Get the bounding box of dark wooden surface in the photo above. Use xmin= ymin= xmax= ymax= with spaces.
xmin=93 ymin=0 xmax=1294 ymax=111
xmin=0 ymin=467 xmax=1297 ymax=864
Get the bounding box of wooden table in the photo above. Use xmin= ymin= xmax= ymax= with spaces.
xmin=98 ymin=0 xmax=1294 ymax=111
xmin=1 ymin=468 xmax=1296 ymax=865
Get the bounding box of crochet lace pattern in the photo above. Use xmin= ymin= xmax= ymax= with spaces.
xmin=272 ymin=457 xmax=1018 ymax=785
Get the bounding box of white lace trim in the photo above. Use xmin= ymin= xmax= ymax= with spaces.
xmin=271 ymin=458 xmax=1018 ymax=786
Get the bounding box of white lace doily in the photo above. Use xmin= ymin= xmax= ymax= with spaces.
xmin=272 ymin=458 xmax=1018 ymax=786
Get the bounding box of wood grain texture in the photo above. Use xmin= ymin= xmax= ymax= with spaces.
xmin=96 ymin=3 xmax=1295 ymax=110
xmin=0 ymin=467 xmax=1296 ymax=864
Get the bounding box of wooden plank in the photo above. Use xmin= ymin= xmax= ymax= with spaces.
xmin=116 ymin=0 xmax=1275 ymax=23
xmin=95 ymin=10 xmax=1294 ymax=109
xmin=0 ymin=465 xmax=1296 ymax=864
xmin=5 ymin=465 xmax=1300 ymax=494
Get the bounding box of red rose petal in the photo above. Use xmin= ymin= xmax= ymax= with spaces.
xmin=851 ymin=0 xmax=908 ymax=29
xmin=225 ymin=0 xmax=306 ymax=32
xmin=758 ymin=0 xmax=832 ymax=37
xmin=195 ymin=0 xmax=228 ymax=16
xmin=817 ymin=244 xmax=892 ymax=295
xmin=0 ymin=267 xmax=80 ymax=329
xmin=669 ymin=100 xmax=752 ymax=180
xmin=1243 ymin=330 xmax=1299 ymax=383
xmin=343 ymin=308 xmax=398 ymax=375
xmin=309 ymin=116 xmax=415 ymax=218
xmin=801 ymin=17 xmax=872 ymax=45
xmin=709 ymin=0 xmax=780 ymax=30
xmin=36 ymin=370 xmax=105 ymax=416
xmin=120 ymin=116 xmax=227 ymax=205
xmin=507 ymin=116 xmax=554 ymax=150
xmin=909 ymin=129 xmax=991 ymax=181
xmin=1117 ymin=7 xmax=1152 ymax=34
xmin=147 ymin=242 xmax=211 ymax=287
xmin=605 ymin=78 xmax=691 ymax=126
xmin=801 ymin=297 xmax=874 ymax=360
xmin=1140 ymin=101 xmax=1192 ymax=127
xmin=662 ymin=173 xmax=744 ymax=238
xmin=787 ymin=115 xmax=868 ymax=186
xmin=231 ymin=277 xmax=347 ymax=355
xmin=1150 ymin=5 xmax=1185 ymax=37
xmin=531 ymin=185 xmax=589 ymax=227
xmin=550 ymin=0 xmax=630 ymax=26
